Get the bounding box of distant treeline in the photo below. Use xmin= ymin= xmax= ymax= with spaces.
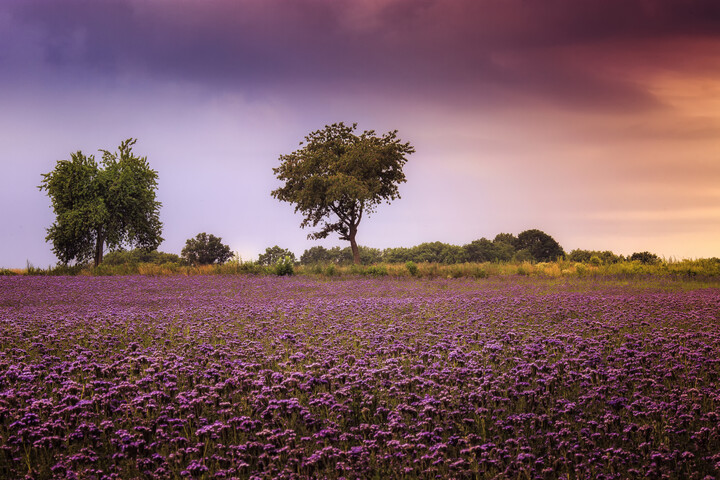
xmin=94 ymin=228 xmax=668 ymax=267
xmin=7 ymin=229 xmax=705 ymax=279
xmin=297 ymin=230 xmax=659 ymax=266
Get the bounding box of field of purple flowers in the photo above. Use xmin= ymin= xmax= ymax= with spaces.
xmin=1 ymin=275 xmax=719 ymax=479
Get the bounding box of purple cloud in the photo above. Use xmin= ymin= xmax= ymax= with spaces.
xmin=8 ymin=0 xmax=720 ymax=110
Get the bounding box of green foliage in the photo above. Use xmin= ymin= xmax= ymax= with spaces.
xmin=25 ymin=261 xmax=46 ymax=276
xmin=492 ymin=241 xmax=516 ymax=262
xmin=181 ymin=233 xmax=232 ymax=265
xmin=464 ymin=237 xmax=517 ymax=263
xmin=589 ymin=255 xmax=602 ymax=267
xmin=409 ymin=242 xmax=446 ymax=263
xmin=0 ymin=268 xmax=18 ymax=276
xmin=39 ymin=139 xmax=163 ymax=266
xmin=273 ymin=256 xmax=295 ymax=276
xmin=47 ymin=263 xmax=88 ymax=276
xmin=103 ymin=249 xmax=181 ymax=266
xmin=567 ymin=249 xmax=592 ymax=263
xmin=259 ymin=246 xmax=296 ymax=266
xmin=568 ymin=249 xmax=622 ymax=264
xmin=405 ymin=261 xmax=418 ymax=276
xmin=300 ymin=246 xmax=333 ymax=265
xmin=300 ymin=245 xmax=382 ymax=265
xmin=516 ymin=229 xmax=565 ymax=262
xmin=356 ymin=246 xmax=383 ymax=265
xmin=494 ymin=233 xmax=518 ymax=248
xmin=272 ymin=122 xmax=414 ymax=264
xmin=406 ymin=242 xmax=469 ymax=264
xmin=219 ymin=260 xmax=264 ymax=275
xmin=364 ymin=265 xmax=388 ymax=276
xmin=512 ymin=248 xmax=534 ymax=263
xmin=382 ymin=246 xmax=413 ymax=263
xmin=630 ymin=251 xmax=661 ymax=265
xmin=464 ymin=238 xmax=495 ymax=262
xmin=516 ymin=263 xmax=531 ymax=276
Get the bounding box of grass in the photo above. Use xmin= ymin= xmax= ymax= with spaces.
xmin=4 ymin=257 xmax=720 ymax=281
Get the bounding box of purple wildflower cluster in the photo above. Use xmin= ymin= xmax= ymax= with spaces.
xmin=1 ymin=275 xmax=719 ymax=479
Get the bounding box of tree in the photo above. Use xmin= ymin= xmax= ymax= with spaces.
xmin=39 ymin=139 xmax=162 ymax=267
xmin=492 ymin=240 xmax=516 ymax=262
xmin=630 ymin=251 xmax=660 ymax=265
xmin=515 ymin=229 xmax=565 ymax=262
xmin=181 ymin=233 xmax=232 ymax=265
xmin=464 ymin=238 xmax=496 ymax=262
xmin=568 ymin=249 xmax=622 ymax=264
xmin=258 ymin=246 xmax=296 ymax=266
xmin=382 ymin=247 xmax=413 ymax=263
xmin=300 ymin=246 xmax=333 ymax=265
xmin=272 ymin=122 xmax=414 ymax=264
xmin=494 ymin=233 xmax=518 ymax=247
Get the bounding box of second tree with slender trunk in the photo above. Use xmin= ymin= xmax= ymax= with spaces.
xmin=272 ymin=123 xmax=414 ymax=265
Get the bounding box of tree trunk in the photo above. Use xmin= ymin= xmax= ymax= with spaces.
xmin=349 ymin=228 xmax=360 ymax=265
xmin=94 ymin=230 xmax=104 ymax=267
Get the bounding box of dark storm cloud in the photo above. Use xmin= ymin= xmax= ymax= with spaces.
xmin=6 ymin=0 xmax=720 ymax=109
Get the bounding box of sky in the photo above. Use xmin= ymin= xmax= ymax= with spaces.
xmin=1 ymin=0 xmax=719 ymax=268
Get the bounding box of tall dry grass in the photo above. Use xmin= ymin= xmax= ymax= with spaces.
xmin=6 ymin=257 xmax=720 ymax=280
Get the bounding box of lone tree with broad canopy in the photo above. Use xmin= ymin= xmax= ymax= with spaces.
xmin=516 ymin=229 xmax=565 ymax=262
xmin=39 ymin=139 xmax=163 ymax=267
xmin=272 ymin=122 xmax=414 ymax=264
xmin=181 ymin=233 xmax=233 ymax=265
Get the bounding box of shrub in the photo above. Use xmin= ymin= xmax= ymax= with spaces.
xmin=405 ymin=261 xmax=418 ymax=276
xmin=259 ymin=246 xmax=296 ymax=266
xmin=575 ymin=263 xmax=588 ymax=276
xmin=160 ymin=261 xmax=181 ymax=273
xmin=236 ymin=262 xmax=263 ymax=275
xmin=589 ymin=255 xmax=602 ymax=267
xmin=516 ymin=263 xmax=531 ymax=276
xmin=569 ymin=249 xmax=622 ymax=264
xmin=274 ymin=256 xmax=294 ymax=276
xmin=365 ymin=265 xmax=388 ymax=276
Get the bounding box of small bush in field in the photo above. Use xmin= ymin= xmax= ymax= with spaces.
xmin=365 ymin=265 xmax=388 ymax=276
xmin=259 ymin=246 xmax=296 ymax=266
xmin=274 ymin=256 xmax=294 ymax=276
xmin=589 ymin=255 xmax=602 ymax=266
xmin=516 ymin=263 xmax=531 ymax=276
xmin=405 ymin=261 xmax=418 ymax=276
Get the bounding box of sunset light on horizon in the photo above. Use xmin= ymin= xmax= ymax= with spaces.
xmin=1 ymin=0 xmax=719 ymax=267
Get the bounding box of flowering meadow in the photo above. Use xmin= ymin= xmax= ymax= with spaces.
xmin=1 ymin=275 xmax=719 ymax=479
